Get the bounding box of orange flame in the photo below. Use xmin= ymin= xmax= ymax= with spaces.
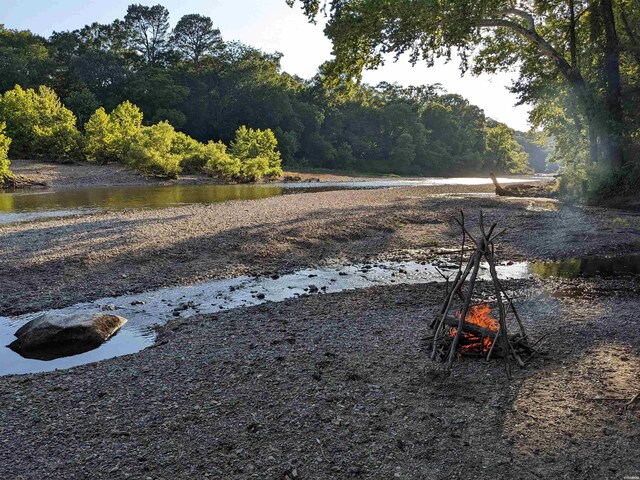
xmin=450 ymin=303 xmax=499 ymax=354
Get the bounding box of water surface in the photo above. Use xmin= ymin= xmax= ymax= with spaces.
xmin=0 ymin=176 xmax=545 ymax=224
xmin=1 ymin=252 xmax=637 ymax=376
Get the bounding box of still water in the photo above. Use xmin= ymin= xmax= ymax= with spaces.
xmin=0 ymin=176 xmax=545 ymax=224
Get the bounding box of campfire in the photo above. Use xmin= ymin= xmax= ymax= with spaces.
xmin=426 ymin=211 xmax=536 ymax=377
xmin=450 ymin=303 xmax=498 ymax=355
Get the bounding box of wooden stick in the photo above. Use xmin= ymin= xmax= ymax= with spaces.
xmin=486 ymin=326 xmax=500 ymax=362
xmin=454 ymin=218 xmax=477 ymax=246
xmin=447 ymin=246 xmax=483 ymax=367
xmin=486 ymin=251 xmax=511 ymax=379
xmin=495 ymin=277 xmax=527 ymax=338
xmin=437 ymin=315 xmax=499 ymax=338
xmin=431 ymin=255 xmax=475 ymax=356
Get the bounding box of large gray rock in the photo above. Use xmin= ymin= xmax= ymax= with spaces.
xmin=9 ymin=313 xmax=127 ymax=360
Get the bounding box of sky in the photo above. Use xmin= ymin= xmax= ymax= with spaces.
xmin=2 ymin=0 xmax=531 ymax=131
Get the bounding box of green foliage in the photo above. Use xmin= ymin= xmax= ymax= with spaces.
xmin=83 ymin=101 xmax=143 ymax=162
xmin=484 ymin=123 xmax=531 ymax=174
xmin=65 ymin=88 xmax=100 ymax=128
xmin=0 ymin=85 xmax=80 ymax=161
xmin=0 ymin=26 xmax=51 ymax=92
xmin=230 ymin=126 xmax=283 ymax=180
xmin=171 ymin=131 xmax=205 ymax=172
xmin=0 ymin=123 xmax=12 ymax=184
xmin=202 ymin=141 xmax=241 ymax=179
xmin=126 ymin=121 xmax=182 ymax=178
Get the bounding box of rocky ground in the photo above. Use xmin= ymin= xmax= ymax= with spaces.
xmin=0 ymin=278 xmax=638 ymax=479
xmin=0 ymin=183 xmax=638 ymax=316
xmin=0 ymin=175 xmax=639 ymax=479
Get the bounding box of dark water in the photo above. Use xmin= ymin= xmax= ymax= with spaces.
xmin=0 ymin=184 xmax=292 ymax=214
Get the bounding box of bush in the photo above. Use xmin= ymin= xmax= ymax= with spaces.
xmin=84 ymin=101 xmax=143 ymax=163
xmin=229 ymin=126 xmax=283 ymax=180
xmin=172 ymin=131 xmax=207 ymax=173
xmin=0 ymin=85 xmax=80 ymax=161
xmin=0 ymin=123 xmax=12 ymax=185
xmin=126 ymin=121 xmax=182 ymax=178
xmin=202 ymin=141 xmax=241 ymax=179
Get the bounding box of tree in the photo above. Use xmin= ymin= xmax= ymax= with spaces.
xmin=171 ymin=14 xmax=223 ymax=68
xmin=126 ymin=121 xmax=182 ymax=177
xmin=0 ymin=26 xmax=51 ymax=92
xmin=202 ymin=141 xmax=241 ymax=179
xmin=124 ymin=4 xmax=170 ymax=65
xmin=288 ymin=0 xmax=634 ymax=171
xmin=0 ymin=85 xmax=80 ymax=161
xmin=0 ymin=123 xmax=12 ymax=184
xmin=485 ymin=123 xmax=531 ymax=174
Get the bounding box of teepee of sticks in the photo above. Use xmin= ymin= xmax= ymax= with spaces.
xmin=428 ymin=211 xmax=535 ymax=378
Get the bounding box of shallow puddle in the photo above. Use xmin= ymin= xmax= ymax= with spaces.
xmin=0 ymin=260 xmax=530 ymax=375
xmin=2 ymin=253 xmax=637 ymax=375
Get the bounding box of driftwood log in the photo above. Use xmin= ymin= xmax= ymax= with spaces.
xmin=2 ymin=175 xmax=47 ymax=189
xmin=490 ymin=173 xmax=517 ymax=196
xmin=438 ymin=315 xmax=499 ymax=339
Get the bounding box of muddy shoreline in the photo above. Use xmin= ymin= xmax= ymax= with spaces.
xmin=7 ymin=160 xmax=393 ymax=189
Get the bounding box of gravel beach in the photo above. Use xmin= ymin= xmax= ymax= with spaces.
xmin=1 ymin=182 xmax=638 ymax=316
xmin=0 ymin=278 xmax=638 ymax=479
xmin=1 ymin=171 xmax=639 ymax=479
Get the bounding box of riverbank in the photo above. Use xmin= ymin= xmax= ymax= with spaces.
xmin=7 ymin=159 xmax=385 ymax=189
xmin=0 ymin=277 xmax=638 ymax=479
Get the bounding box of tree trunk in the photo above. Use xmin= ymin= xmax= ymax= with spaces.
xmin=600 ymin=0 xmax=625 ymax=168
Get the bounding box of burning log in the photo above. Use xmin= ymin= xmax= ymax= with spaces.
xmin=439 ymin=313 xmax=499 ymax=339
xmin=427 ymin=211 xmax=537 ymax=378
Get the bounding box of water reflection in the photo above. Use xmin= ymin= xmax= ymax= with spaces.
xmin=530 ymin=254 xmax=640 ymax=278
xmin=0 ymin=184 xmax=289 ymax=214
xmin=0 ymin=175 xmax=546 ymax=219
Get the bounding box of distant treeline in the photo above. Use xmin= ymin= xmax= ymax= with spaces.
xmin=0 ymin=4 xmax=546 ymax=176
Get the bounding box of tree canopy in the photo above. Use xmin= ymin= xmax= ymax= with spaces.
xmin=289 ymin=0 xmax=640 ymax=196
xmin=0 ymin=3 xmax=543 ymax=180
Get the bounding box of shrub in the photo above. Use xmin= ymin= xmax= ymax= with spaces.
xmin=84 ymin=101 xmax=143 ymax=163
xmin=126 ymin=121 xmax=182 ymax=178
xmin=202 ymin=141 xmax=241 ymax=179
xmin=0 ymin=123 xmax=12 ymax=185
xmin=172 ymin=131 xmax=207 ymax=173
xmin=229 ymin=126 xmax=283 ymax=180
xmin=0 ymin=85 xmax=80 ymax=161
